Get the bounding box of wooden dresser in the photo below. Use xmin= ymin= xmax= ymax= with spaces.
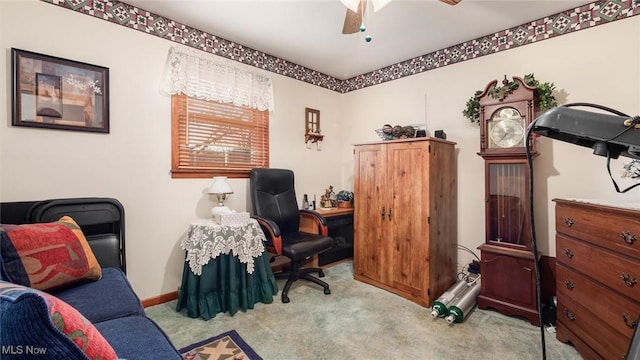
xmin=352 ymin=138 xmax=457 ymax=307
xmin=554 ymin=199 xmax=640 ymax=359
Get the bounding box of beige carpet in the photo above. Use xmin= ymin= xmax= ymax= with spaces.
xmin=146 ymin=260 xmax=582 ymax=360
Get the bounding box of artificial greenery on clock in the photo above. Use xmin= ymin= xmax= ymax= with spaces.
xmin=463 ymin=73 xmax=558 ymax=123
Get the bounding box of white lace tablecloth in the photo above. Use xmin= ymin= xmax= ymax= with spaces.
xmin=181 ymin=218 xmax=266 ymax=275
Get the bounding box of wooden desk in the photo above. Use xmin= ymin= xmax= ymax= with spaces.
xmin=315 ymin=208 xmax=354 ymax=266
xmin=300 ymin=208 xmax=353 ymax=267
xmin=315 ymin=207 xmax=354 ymax=217
xmin=293 ymin=207 xmax=354 ymax=268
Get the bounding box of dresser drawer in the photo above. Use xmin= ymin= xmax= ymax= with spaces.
xmin=557 ymin=292 xmax=629 ymax=360
xmin=557 ymin=263 xmax=640 ymax=338
xmin=556 ymin=201 xmax=640 ymax=259
xmin=557 ymin=234 xmax=640 ymax=300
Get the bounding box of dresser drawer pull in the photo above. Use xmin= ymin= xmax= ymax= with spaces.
xmin=621 ymin=273 xmax=638 ymax=287
xmin=623 ymin=313 xmax=638 ymax=329
xmin=563 ymin=308 xmax=576 ymax=321
xmin=621 ymin=231 xmax=637 ymax=245
xmin=563 ymin=248 xmax=574 ymax=259
xmin=564 ymin=218 xmax=574 ymax=227
xmin=563 ymin=279 xmax=575 ymax=290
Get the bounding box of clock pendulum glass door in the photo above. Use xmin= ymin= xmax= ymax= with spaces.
xmin=488 ymin=163 xmax=526 ymax=246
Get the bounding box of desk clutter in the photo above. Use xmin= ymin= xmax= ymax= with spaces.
xmin=303 ymin=186 xmax=354 ymax=210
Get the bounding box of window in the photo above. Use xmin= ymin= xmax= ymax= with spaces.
xmin=171 ymin=94 xmax=269 ymax=178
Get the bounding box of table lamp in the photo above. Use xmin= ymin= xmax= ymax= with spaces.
xmin=208 ymin=176 xmax=234 ymax=216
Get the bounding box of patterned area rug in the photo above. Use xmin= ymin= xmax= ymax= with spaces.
xmin=179 ymin=330 xmax=262 ymax=360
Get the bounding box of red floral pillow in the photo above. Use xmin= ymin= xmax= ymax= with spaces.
xmin=0 ymin=281 xmax=117 ymax=360
xmin=0 ymin=216 xmax=101 ymax=291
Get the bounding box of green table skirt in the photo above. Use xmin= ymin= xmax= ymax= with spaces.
xmin=176 ymin=252 xmax=278 ymax=320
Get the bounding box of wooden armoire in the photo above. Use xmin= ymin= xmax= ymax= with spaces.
xmin=352 ymin=137 xmax=457 ymax=307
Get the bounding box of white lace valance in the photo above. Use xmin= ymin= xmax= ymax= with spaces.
xmin=160 ymin=46 xmax=275 ymax=111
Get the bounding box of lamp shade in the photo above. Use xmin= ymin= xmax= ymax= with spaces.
xmin=208 ymin=176 xmax=233 ymax=195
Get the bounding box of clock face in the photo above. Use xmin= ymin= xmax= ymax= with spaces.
xmin=488 ymin=108 xmax=525 ymax=149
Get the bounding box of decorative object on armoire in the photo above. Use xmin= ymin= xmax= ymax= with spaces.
xmin=353 ymin=137 xmax=457 ymax=308
xmin=375 ymin=123 xmax=423 ymax=140
xmin=208 ymin=176 xmax=234 ymax=217
xmin=336 ymin=190 xmax=354 ymax=208
xmin=434 ymin=130 xmax=447 ymax=139
xmin=463 ymin=73 xmax=557 ymax=123
xmin=553 ymin=199 xmax=640 ymax=360
xmin=380 ymin=124 xmax=393 ymax=139
xmin=12 ymin=48 xmax=110 ymax=133
xmin=476 ymin=75 xmax=541 ymax=326
xmin=304 ymin=107 xmax=323 ymax=150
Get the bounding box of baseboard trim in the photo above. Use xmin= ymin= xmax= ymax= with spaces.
xmin=141 ymin=291 xmax=178 ymax=308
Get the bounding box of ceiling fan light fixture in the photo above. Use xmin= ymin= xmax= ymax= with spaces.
xmin=339 ymin=0 xmax=360 ymax=12
xmin=371 ymin=0 xmax=392 ymax=12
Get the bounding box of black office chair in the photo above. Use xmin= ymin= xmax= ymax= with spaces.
xmin=249 ymin=168 xmax=333 ymax=303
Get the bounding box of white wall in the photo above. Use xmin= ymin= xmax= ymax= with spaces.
xmin=0 ymin=1 xmax=343 ymax=299
xmin=340 ymin=17 xmax=640 ymax=268
xmin=2 ymin=1 xmax=639 ymax=298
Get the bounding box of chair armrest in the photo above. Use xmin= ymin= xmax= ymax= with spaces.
xmin=299 ymin=210 xmax=329 ymax=236
xmin=251 ymin=215 xmax=283 ymax=255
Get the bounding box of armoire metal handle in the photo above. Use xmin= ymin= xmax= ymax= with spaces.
xmin=564 ymin=218 xmax=574 ymax=227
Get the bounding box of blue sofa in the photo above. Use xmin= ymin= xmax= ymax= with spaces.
xmin=0 ymin=198 xmax=181 ymax=360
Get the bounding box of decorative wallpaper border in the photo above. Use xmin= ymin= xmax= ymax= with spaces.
xmin=43 ymin=0 xmax=639 ymax=94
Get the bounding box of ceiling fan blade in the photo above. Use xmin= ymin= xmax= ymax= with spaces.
xmin=342 ymin=9 xmax=361 ymax=34
xmin=340 ymin=0 xmax=360 ymax=12
xmin=342 ymin=0 xmax=366 ymax=34
xmin=439 ymin=0 xmax=461 ymax=5
xmin=371 ymin=0 xmax=392 ymax=12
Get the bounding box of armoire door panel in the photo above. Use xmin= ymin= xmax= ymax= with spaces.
xmin=388 ymin=142 xmax=429 ymax=295
xmin=353 ymin=145 xmax=388 ymax=282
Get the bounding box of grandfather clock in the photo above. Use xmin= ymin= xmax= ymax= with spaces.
xmin=476 ymin=76 xmax=541 ymax=326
